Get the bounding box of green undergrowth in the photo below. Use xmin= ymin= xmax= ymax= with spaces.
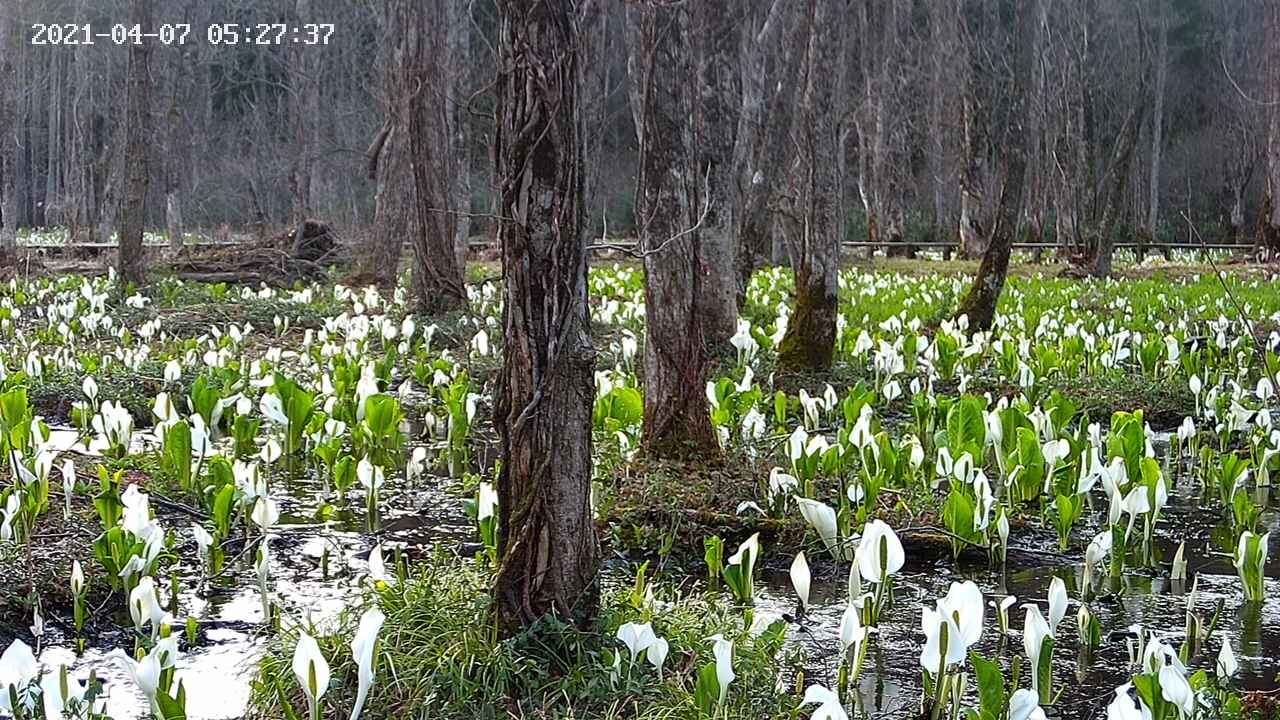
xmin=248 ymin=551 xmax=801 ymax=720
xmin=27 ymin=359 xmax=190 ymax=427
xmin=0 ymin=494 xmax=114 ymax=629
xmin=596 ymin=448 xmax=950 ymax=566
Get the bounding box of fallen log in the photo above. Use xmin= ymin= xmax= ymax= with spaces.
xmin=159 ymin=219 xmax=345 ymax=286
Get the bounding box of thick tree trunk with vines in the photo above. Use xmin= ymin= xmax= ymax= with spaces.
xmin=492 ymin=0 xmax=599 ymax=634
xmin=117 ymin=0 xmax=153 ymax=287
xmin=777 ymin=0 xmax=840 ymax=373
xmin=627 ymin=2 xmax=720 ymax=459
xmin=955 ymin=0 xmax=1036 ymax=331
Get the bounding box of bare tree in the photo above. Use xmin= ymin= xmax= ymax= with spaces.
xmin=491 ymin=0 xmax=599 ymax=633
xmin=408 ymin=0 xmax=469 ymax=312
xmin=957 ymin=3 xmax=991 ymax=261
xmin=688 ymin=0 xmax=740 ymax=349
xmin=1264 ymin=0 xmax=1280 ymax=253
xmin=163 ymin=36 xmax=186 ymax=254
xmin=1088 ymin=92 xmax=1147 ymax=276
xmin=288 ymin=0 xmax=319 ymax=228
xmin=1 ymin=0 xmax=1274 ymax=273
xmin=626 ymin=1 xmax=720 ymax=458
xmin=734 ymin=1 xmax=807 ymax=292
xmin=0 ymin=8 xmax=17 ymax=255
xmin=954 ymin=0 xmax=1037 ymax=330
xmin=854 ymin=0 xmax=912 ymax=256
xmin=363 ymin=0 xmax=416 ymax=288
xmin=1145 ymin=5 xmax=1169 ymax=245
xmin=117 ymin=0 xmax=153 ymax=286
xmin=776 ymin=0 xmax=841 ymax=372
xmin=445 ymin=0 xmax=473 ymax=273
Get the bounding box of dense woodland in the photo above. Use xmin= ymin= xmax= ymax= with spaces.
xmin=1 ymin=0 xmax=1279 ymax=272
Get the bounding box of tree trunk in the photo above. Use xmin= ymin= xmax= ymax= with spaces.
xmin=926 ymin=0 xmax=955 ymax=253
xmin=627 ymin=1 xmax=720 ymax=459
xmin=117 ymin=0 xmax=153 ymax=286
xmin=957 ymin=0 xmax=988 ymax=261
xmin=1264 ymin=1 xmax=1280 ymax=255
xmin=289 ymin=0 xmax=317 ymax=225
xmin=688 ymin=0 xmax=740 ymax=352
xmin=165 ymin=192 xmax=183 ymax=252
xmin=734 ymin=0 xmax=805 ymax=296
xmin=955 ymin=0 xmax=1037 ymax=331
xmin=1146 ymin=9 xmax=1168 ymax=240
xmin=492 ymin=0 xmax=599 ymax=634
xmin=366 ymin=121 xmax=406 ymax=287
xmin=407 ymin=0 xmax=467 ymax=313
xmin=446 ymin=0 xmax=472 ymax=276
xmin=777 ymin=0 xmax=840 ymax=373
xmin=164 ymin=40 xmax=185 ymax=254
xmin=364 ymin=1 xmax=412 ymax=288
xmin=0 ymin=9 xmax=17 ymax=253
xmin=47 ymin=51 xmax=65 ymax=236
xmin=1089 ymin=97 xmax=1146 ymax=277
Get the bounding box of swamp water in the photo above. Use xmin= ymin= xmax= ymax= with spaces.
xmin=24 ymin=434 xmax=472 ymax=720
xmin=754 ymin=482 xmax=1280 ymax=719
xmin=19 ymin=437 xmax=1280 ymax=719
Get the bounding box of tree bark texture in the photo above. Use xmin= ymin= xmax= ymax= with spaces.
xmin=627 ymin=2 xmax=720 ymax=459
xmin=492 ymin=0 xmax=600 ymax=634
xmin=364 ymin=1 xmax=413 ymax=288
xmin=733 ymin=0 xmax=805 ymax=297
xmin=1264 ymin=1 xmax=1280 ymax=254
xmin=117 ymin=0 xmax=153 ymax=286
xmin=0 ymin=9 xmax=17 ymax=253
xmin=955 ymin=0 xmax=1037 ymax=331
xmin=1089 ymin=94 xmax=1146 ymax=277
xmin=366 ymin=119 xmax=409 ymax=287
xmin=1146 ymin=10 xmax=1168 ymax=238
xmin=397 ymin=0 xmax=467 ymax=312
xmin=289 ymin=0 xmax=318 ymax=224
xmin=689 ymin=0 xmax=740 ymax=351
xmin=777 ymin=0 xmax=841 ymax=373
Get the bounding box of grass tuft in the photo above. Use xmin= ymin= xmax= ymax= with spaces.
xmin=248 ymin=550 xmax=801 ymax=720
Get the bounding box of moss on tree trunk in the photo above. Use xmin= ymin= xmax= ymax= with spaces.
xmin=776 ymin=0 xmax=841 ymax=374
xmin=777 ymin=267 xmax=837 ymax=372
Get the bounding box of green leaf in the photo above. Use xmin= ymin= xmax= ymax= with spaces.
xmin=155 ymin=682 xmax=188 ymax=720
xmin=694 ymin=662 xmax=720 ymax=716
xmin=1036 ymin=636 xmax=1055 ymax=705
xmin=946 ymin=396 xmax=986 ymax=459
xmin=970 ymin=652 xmax=1005 ymax=720
xmin=703 ymin=536 xmax=724 ymax=584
